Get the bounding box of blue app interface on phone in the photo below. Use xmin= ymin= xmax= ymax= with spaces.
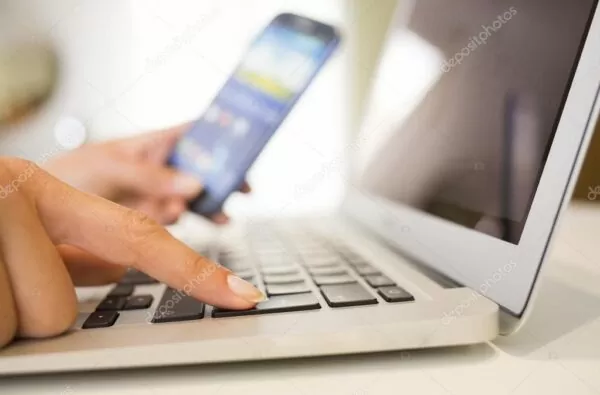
xmin=170 ymin=23 xmax=333 ymax=201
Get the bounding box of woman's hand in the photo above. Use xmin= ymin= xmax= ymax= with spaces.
xmin=44 ymin=123 xmax=250 ymax=225
xmin=0 ymin=157 xmax=265 ymax=349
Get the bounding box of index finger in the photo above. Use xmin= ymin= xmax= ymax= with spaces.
xmin=34 ymin=171 xmax=264 ymax=310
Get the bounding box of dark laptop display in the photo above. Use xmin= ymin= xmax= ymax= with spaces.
xmin=360 ymin=0 xmax=598 ymax=244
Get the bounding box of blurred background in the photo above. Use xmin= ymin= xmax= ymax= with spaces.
xmin=0 ymin=0 xmax=597 ymax=224
xmin=0 ymin=0 xmax=398 ymax=220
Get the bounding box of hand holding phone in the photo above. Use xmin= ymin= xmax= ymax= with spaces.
xmin=169 ymin=13 xmax=340 ymax=216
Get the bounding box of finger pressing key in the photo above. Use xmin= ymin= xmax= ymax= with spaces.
xmin=34 ymin=170 xmax=266 ymax=310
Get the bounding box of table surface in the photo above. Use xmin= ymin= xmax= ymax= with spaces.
xmin=2 ymin=203 xmax=600 ymax=395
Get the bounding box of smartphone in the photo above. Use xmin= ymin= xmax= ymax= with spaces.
xmin=169 ymin=13 xmax=341 ymax=215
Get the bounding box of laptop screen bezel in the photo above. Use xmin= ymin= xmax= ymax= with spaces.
xmin=342 ymin=1 xmax=600 ymax=333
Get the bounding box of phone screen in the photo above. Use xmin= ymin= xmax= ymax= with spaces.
xmin=169 ymin=15 xmax=339 ymax=214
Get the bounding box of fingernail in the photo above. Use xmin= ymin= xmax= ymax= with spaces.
xmin=173 ymin=174 xmax=203 ymax=195
xmin=227 ymin=275 xmax=267 ymax=303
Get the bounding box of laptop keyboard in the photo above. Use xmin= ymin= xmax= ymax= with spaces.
xmin=81 ymin=227 xmax=415 ymax=329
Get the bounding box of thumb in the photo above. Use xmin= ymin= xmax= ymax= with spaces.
xmin=116 ymin=162 xmax=203 ymax=199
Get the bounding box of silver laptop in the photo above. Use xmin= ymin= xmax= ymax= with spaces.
xmin=1 ymin=0 xmax=599 ymax=375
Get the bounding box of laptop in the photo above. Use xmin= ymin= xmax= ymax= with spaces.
xmin=1 ymin=0 xmax=599 ymax=375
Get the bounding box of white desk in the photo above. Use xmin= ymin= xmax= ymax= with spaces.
xmin=2 ymin=203 xmax=600 ymax=395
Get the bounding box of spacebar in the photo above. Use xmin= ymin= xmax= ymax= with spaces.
xmin=151 ymin=288 xmax=205 ymax=323
xmin=212 ymin=294 xmax=321 ymax=318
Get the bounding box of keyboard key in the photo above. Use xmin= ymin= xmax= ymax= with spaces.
xmin=321 ymin=284 xmax=378 ymax=307
xmin=233 ymin=269 xmax=255 ymax=280
xmin=254 ymin=247 xmax=289 ymax=255
xmin=119 ymin=270 xmax=159 ymax=285
xmin=293 ymin=242 xmax=325 ymax=250
xmin=307 ymin=266 xmax=347 ymax=276
xmin=219 ymin=250 xmax=248 ymax=261
xmin=340 ymin=250 xmax=364 ymax=262
xmin=220 ymin=256 xmax=249 ymax=265
xmin=364 ymin=275 xmax=396 ymax=288
xmin=257 ymin=257 xmax=298 ymax=268
xmin=299 ymin=250 xmax=335 ymax=259
xmin=263 ymin=273 xmax=305 ymax=285
xmin=124 ymin=295 xmax=154 ymax=310
xmin=253 ymin=245 xmax=287 ymax=254
xmin=378 ymin=286 xmax=414 ymax=303
xmin=108 ymin=284 xmax=134 ymax=297
xmin=226 ymin=263 xmax=253 ymax=272
xmin=256 ymin=260 xmax=285 ymax=268
xmin=260 ymin=266 xmax=299 ymax=276
xmin=82 ymin=311 xmax=119 ymax=329
xmin=213 ymin=293 xmax=320 ymax=318
xmin=151 ymin=288 xmax=205 ymax=323
xmin=96 ymin=296 xmax=126 ymax=311
xmin=244 ymin=277 xmax=259 ymax=286
xmin=353 ymin=264 xmax=381 ymax=276
xmin=312 ymin=274 xmax=356 ymax=286
xmin=218 ymin=251 xmax=243 ymax=260
xmin=302 ymin=258 xmax=343 ymax=268
xmin=266 ymin=282 xmax=311 ymax=296
xmin=220 ymin=257 xmax=251 ymax=269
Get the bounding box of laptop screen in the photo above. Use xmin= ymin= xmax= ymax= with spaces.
xmin=358 ymin=0 xmax=598 ymax=244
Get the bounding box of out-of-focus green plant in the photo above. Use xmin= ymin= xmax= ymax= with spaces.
xmin=0 ymin=43 xmax=57 ymax=126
